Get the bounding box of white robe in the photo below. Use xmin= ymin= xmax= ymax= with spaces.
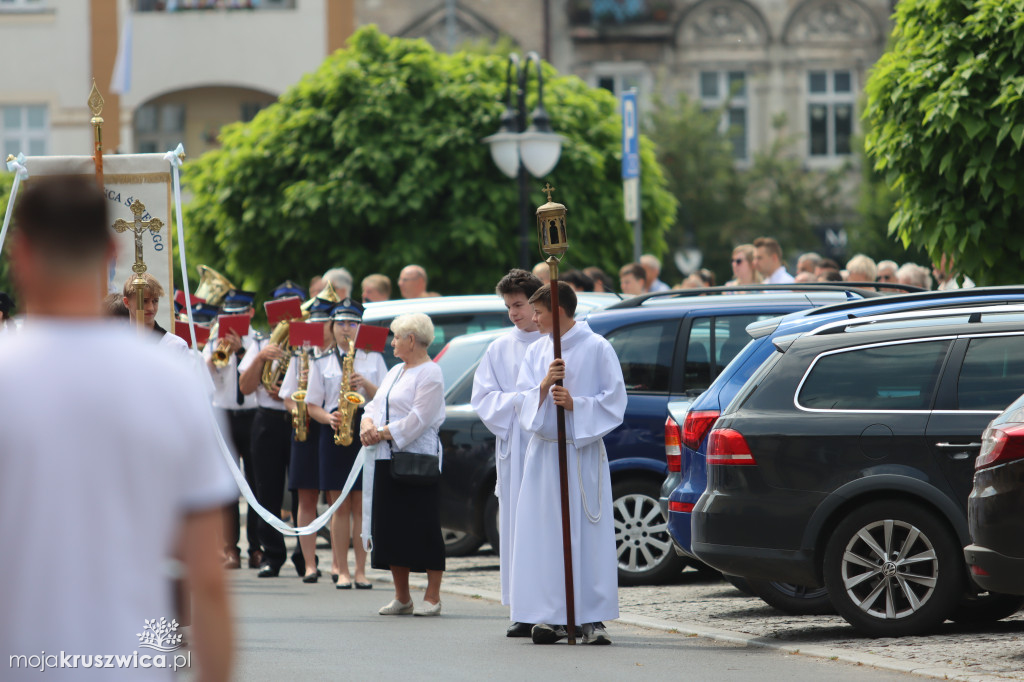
xmin=470 ymin=326 xmax=541 ymax=606
xmin=510 ymin=321 xmax=627 ymax=626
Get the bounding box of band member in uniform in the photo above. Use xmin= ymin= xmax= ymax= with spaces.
xmin=238 ymin=280 xmax=305 ymax=577
xmin=470 ymin=269 xmax=543 ymax=636
xmin=203 ymin=290 xmax=262 ymax=569
xmin=307 ymin=300 xmax=387 ymax=589
xmin=279 ymin=298 xmax=335 ymax=582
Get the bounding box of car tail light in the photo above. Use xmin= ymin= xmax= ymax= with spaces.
xmin=706 ymin=428 xmax=756 ymax=466
xmin=976 ymin=424 xmax=1024 ymax=470
xmin=682 ymin=410 xmax=721 ymax=450
xmin=669 ymin=501 xmax=694 ymax=513
xmin=665 ymin=417 xmax=681 ymax=472
xmin=970 ymin=564 xmax=991 ymax=577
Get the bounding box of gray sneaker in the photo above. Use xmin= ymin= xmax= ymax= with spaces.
xmin=531 ymin=623 xmax=567 ymax=644
xmin=582 ymin=622 xmax=611 ymax=645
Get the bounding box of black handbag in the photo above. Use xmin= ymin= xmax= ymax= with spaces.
xmin=385 ymin=368 xmax=440 ymax=486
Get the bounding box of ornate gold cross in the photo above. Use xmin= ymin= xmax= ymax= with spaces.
xmin=113 ymin=200 xmax=164 ymax=275
xmin=542 ymin=182 xmax=556 ymax=202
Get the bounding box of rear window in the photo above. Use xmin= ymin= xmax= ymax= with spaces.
xmin=686 ymin=314 xmax=776 ymax=392
xmin=958 ymin=335 xmax=1024 ymax=411
xmin=605 ymin=319 xmax=678 ymax=393
xmin=799 ymin=340 xmax=950 ymax=411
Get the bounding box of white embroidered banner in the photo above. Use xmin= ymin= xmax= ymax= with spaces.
xmin=21 ymin=154 xmax=175 ymax=331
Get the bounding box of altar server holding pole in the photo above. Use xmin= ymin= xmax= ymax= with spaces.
xmin=471 ymin=268 xmax=543 ymax=637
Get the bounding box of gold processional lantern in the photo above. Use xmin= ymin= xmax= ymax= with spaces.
xmin=536 ymin=182 xmax=568 ymax=260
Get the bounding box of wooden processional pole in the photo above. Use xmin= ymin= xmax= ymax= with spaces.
xmin=536 ymin=183 xmax=576 ymax=644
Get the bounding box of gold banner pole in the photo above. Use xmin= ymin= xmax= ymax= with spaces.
xmin=88 ymin=81 xmax=105 ymax=186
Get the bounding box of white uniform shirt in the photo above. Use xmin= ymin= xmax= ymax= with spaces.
xmin=0 ymin=319 xmax=236 ymax=677
xmin=237 ymin=335 xmax=287 ymax=410
xmin=203 ymin=334 xmax=258 ymax=410
xmin=306 ymin=347 xmax=388 ymax=409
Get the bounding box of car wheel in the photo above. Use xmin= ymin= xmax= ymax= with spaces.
xmin=823 ymin=500 xmax=964 ymax=637
xmin=747 ymin=579 xmax=834 ymax=615
xmin=613 ymin=477 xmax=688 ymax=585
xmin=443 ymin=528 xmax=483 ymax=557
xmin=484 ymin=494 xmax=500 ymax=556
xmin=722 ymin=574 xmax=756 ymax=597
xmin=949 ymin=592 xmax=1024 ymax=624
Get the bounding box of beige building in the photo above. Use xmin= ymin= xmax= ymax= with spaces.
xmin=1 ymin=0 xmax=892 ymax=169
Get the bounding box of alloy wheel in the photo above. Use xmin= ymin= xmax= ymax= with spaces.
xmin=613 ymin=492 xmax=674 ymax=574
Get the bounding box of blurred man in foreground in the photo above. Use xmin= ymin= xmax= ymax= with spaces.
xmin=0 ymin=175 xmax=235 ymax=681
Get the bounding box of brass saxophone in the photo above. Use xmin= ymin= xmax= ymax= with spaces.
xmin=334 ymin=337 xmax=366 ymax=446
xmin=291 ymin=349 xmax=310 ymax=442
xmin=260 ymin=281 xmax=341 ymax=393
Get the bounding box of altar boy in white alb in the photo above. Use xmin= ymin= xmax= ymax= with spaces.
xmin=470 ymin=269 xmax=543 ymax=638
xmin=511 ymin=282 xmax=627 ymax=645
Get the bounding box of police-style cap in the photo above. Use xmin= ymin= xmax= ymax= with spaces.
xmin=222 ymin=289 xmax=256 ymax=314
xmin=332 ymin=298 xmax=364 ymax=323
xmin=308 ymin=297 xmax=336 ymax=322
xmin=270 ymin=280 xmax=305 ymax=300
xmin=190 ymin=302 xmax=220 ymax=324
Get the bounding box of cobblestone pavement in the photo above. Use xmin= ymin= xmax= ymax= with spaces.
xmin=377 ymin=550 xmax=1024 ymax=681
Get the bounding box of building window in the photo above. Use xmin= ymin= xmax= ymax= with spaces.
xmin=240 ymin=102 xmax=266 ymax=122
xmin=2 ymin=105 xmax=48 ymax=158
xmin=698 ymin=70 xmax=747 ymax=160
xmin=595 ymin=71 xmax=645 ymax=100
xmin=807 ymin=70 xmax=854 ymax=157
xmin=0 ymin=0 xmax=45 ymax=9
xmin=135 ymin=103 xmax=185 ymax=154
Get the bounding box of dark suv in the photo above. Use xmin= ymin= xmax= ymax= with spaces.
xmin=693 ymin=305 xmax=1024 ymax=636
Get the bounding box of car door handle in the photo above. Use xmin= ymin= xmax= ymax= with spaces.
xmin=935 ymin=442 xmax=981 ymax=448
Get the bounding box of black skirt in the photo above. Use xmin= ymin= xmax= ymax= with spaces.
xmin=288 ymin=421 xmax=322 ymax=491
xmin=371 ymin=459 xmax=445 ymax=573
xmin=317 ymin=408 xmax=363 ymax=492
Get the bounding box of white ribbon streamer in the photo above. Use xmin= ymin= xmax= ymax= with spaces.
xmin=1 ymin=153 xmax=29 ymax=255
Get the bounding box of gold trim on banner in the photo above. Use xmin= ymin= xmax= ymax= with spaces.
xmin=105 ymin=173 xmax=172 ymax=184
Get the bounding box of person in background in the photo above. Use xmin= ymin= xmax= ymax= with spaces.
xmin=322 ymin=267 xmax=354 ymax=299
xmin=398 ymin=264 xmax=430 ymax=299
xmin=122 ymin=272 xmax=190 ymax=356
xmin=618 ymin=262 xmax=648 ymax=295
xmin=933 ymin=254 xmax=975 ymax=290
xmin=725 ymin=244 xmax=761 ymax=286
xmin=361 ymin=274 xmax=391 ymax=303
xmin=583 ymin=266 xmax=614 ymax=293
xmin=360 ymin=313 xmax=446 ymax=617
xmin=471 ymin=269 xmax=543 ymax=637
xmin=753 ymin=237 xmax=795 ymax=284
xmin=640 ymin=254 xmax=670 ymax=292
xmin=845 ymin=254 xmax=878 ymax=284
xmin=796 ymin=252 xmax=821 ymax=276
xmin=876 ymin=260 xmax=899 ymax=285
xmin=306 ymin=300 xmax=387 ymax=590
xmin=819 ymin=268 xmax=843 ymax=282
xmin=0 ymin=174 xmax=234 ymax=680
xmin=814 ymin=258 xmax=840 ymax=279
xmin=309 ymin=275 xmax=325 ymax=299
xmin=532 ymin=262 xmax=551 ymax=285
xmin=897 ymin=262 xmax=933 ymax=290
xmin=103 ymin=292 xmax=130 ymax=318
xmin=560 ymin=269 xmax=594 ymax=293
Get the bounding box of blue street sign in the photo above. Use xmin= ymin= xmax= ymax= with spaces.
xmin=621 ymin=90 xmax=639 ymax=180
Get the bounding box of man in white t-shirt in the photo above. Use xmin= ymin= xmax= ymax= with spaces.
xmin=0 ymin=175 xmax=235 ymax=680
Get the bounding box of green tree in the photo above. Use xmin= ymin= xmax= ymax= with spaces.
xmin=0 ymin=171 xmax=16 ymax=305
xmin=865 ymin=0 xmax=1024 ymax=285
xmin=184 ymin=26 xmax=676 ymax=296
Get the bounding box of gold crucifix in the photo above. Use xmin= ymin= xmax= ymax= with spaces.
xmin=543 ymin=182 xmax=556 ymax=202
xmin=113 ymin=200 xmax=164 ymax=276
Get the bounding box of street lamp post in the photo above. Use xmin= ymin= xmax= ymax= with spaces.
xmin=484 ymin=52 xmax=563 ymax=270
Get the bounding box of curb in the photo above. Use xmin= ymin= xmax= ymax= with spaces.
xmin=379 ymin=572 xmax=1015 ymax=682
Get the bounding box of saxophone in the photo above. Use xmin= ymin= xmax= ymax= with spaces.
xmin=334 ymin=337 xmax=366 ymax=446
xmin=291 ymin=349 xmax=310 ymax=442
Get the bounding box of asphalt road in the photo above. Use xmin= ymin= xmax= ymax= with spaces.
xmin=206 ymin=567 xmax=919 ymax=682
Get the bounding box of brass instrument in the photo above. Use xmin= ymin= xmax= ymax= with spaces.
xmin=211 ymin=334 xmax=232 ymax=368
xmin=260 ymin=281 xmax=341 ymax=393
xmin=189 ymin=265 xmax=237 ymax=354
xmin=291 ymin=349 xmax=311 ymax=442
xmin=334 ymin=337 xmax=366 ymax=446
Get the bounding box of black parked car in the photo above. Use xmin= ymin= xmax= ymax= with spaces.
xmin=964 ymin=392 xmax=1024 ymax=595
xmin=693 ymin=305 xmax=1024 ymax=636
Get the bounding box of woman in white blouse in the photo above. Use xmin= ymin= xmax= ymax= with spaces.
xmin=307 ymin=301 xmax=387 ymax=589
xmin=360 ymin=312 xmax=446 ymax=616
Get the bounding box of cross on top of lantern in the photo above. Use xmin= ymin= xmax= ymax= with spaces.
xmin=537 ymin=182 xmax=568 ymax=258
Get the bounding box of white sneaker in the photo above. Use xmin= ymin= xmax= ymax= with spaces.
xmin=378 ymin=599 xmax=414 ymax=615
xmin=414 ymin=599 xmax=442 ymax=616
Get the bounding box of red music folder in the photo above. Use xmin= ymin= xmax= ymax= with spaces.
xmin=289 ymin=321 xmax=325 ymax=347
xmin=217 ymin=314 xmax=251 ymax=339
xmin=264 ymin=297 xmax=303 ymax=326
xmin=174 ymin=321 xmax=211 ymax=348
xmin=355 ymin=324 xmax=389 ymax=353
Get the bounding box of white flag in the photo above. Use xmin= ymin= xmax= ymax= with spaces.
xmin=110 ymin=4 xmax=133 ymax=95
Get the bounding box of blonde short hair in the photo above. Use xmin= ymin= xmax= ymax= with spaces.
xmin=122 ymin=272 xmax=165 ymax=299
xmin=846 ymin=254 xmax=878 ymax=282
xmin=391 ymin=312 xmax=434 ymax=347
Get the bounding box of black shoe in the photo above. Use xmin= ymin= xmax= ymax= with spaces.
xmin=531 ymin=623 xmax=567 ymax=644
xmin=257 ymin=563 xmax=280 ymax=578
xmin=302 ymin=572 xmax=318 ymax=583
xmin=291 ymin=552 xmax=305 ymax=577
xmin=506 ymin=622 xmax=533 ymax=638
